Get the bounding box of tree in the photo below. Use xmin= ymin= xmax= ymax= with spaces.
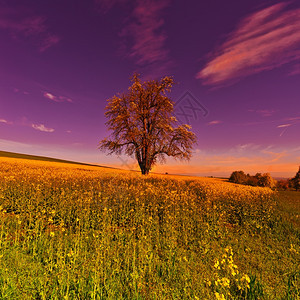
xmin=229 ymin=171 xmax=276 ymax=188
xmin=291 ymin=167 xmax=300 ymax=191
xmin=99 ymin=74 xmax=197 ymax=175
xmin=276 ymin=179 xmax=290 ymax=191
xmin=258 ymin=173 xmax=277 ymax=189
xmin=229 ymin=171 xmax=248 ymax=184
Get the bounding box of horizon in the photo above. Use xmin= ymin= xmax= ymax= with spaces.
xmin=1 ymin=0 xmax=299 ymax=177
xmin=0 ymin=150 xmax=296 ymax=180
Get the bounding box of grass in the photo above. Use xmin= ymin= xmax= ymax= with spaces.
xmin=0 ymin=156 xmax=299 ymax=299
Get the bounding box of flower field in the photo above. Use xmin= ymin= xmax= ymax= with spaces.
xmin=0 ymin=157 xmax=299 ymax=299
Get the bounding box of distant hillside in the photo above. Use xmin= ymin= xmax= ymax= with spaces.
xmin=0 ymin=150 xmax=103 ymax=168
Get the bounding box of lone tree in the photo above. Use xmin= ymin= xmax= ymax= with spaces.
xmin=99 ymin=74 xmax=197 ymax=175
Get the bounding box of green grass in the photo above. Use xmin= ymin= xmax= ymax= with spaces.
xmin=276 ymin=191 xmax=300 ymax=229
xmin=0 ymin=158 xmax=299 ymax=299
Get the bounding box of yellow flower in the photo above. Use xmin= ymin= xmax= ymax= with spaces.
xmin=215 ymin=292 xmax=226 ymax=300
xmin=214 ymin=260 xmax=220 ymax=269
xmin=243 ymin=274 xmax=250 ymax=283
xmin=221 ymin=277 xmax=230 ymax=288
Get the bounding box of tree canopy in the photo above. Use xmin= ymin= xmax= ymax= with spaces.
xmin=99 ymin=74 xmax=197 ymax=175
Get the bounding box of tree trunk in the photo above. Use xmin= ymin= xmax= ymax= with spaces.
xmin=140 ymin=163 xmax=150 ymax=175
xmin=138 ymin=161 xmax=150 ymax=175
xmin=137 ymin=149 xmax=151 ymax=175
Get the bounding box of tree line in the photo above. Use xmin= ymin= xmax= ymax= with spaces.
xmin=229 ymin=167 xmax=300 ymax=191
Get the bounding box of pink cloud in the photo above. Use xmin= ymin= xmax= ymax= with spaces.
xmin=0 ymin=5 xmax=60 ymax=51
xmin=0 ymin=119 xmax=13 ymax=125
xmin=39 ymin=34 xmax=60 ymax=52
xmin=207 ymin=120 xmax=222 ymax=125
xmin=197 ymin=3 xmax=300 ymax=85
xmin=277 ymin=124 xmax=292 ymax=128
xmin=43 ymin=91 xmax=73 ymax=103
xmin=249 ymin=109 xmax=276 ymax=117
xmin=120 ymin=0 xmax=170 ymax=67
xmin=44 ymin=92 xmax=56 ymax=101
xmin=31 ymin=123 xmax=54 ymax=133
xmin=277 ymin=117 xmax=300 ymax=136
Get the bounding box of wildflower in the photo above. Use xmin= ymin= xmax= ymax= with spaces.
xmin=214 ymin=260 xmax=220 ymax=269
xmin=242 ymin=274 xmax=250 ymax=283
xmin=221 ymin=277 xmax=230 ymax=288
xmin=215 ymin=292 xmax=226 ymax=300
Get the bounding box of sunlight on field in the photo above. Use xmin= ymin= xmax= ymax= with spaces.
xmin=0 ymin=157 xmax=299 ymax=299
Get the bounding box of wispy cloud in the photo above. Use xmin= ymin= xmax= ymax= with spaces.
xmin=249 ymin=109 xmax=276 ymax=117
xmin=286 ymin=116 xmax=300 ymax=121
xmin=277 ymin=124 xmax=292 ymax=128
xmin=197 ymin=3 xmax=300 ymax=85
xmin=0 ymin=5 xmax=60 ymax=52
xmin=0 ymin=118 xmax=13 ymax=125
xmin=43 ymin=91 xmax=73 ymax=103
xmin=277 ymin=116 xmax=300 ymax=136
xmin=31 ymin=123 xmax=54 ymax=133
xmin=39 ymin=35 xmax=61 ymax=52
xmin=207 ymin=120 xmax=222 ymax=126
xmin=119 ymin=0 xmax=171 ymax=76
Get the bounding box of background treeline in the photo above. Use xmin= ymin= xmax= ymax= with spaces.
xmin=229 ymin=167 xmax=300 ymax=191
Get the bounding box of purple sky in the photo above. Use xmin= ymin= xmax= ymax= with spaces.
xmin=1 ymin=0 xmax=299 ymax=177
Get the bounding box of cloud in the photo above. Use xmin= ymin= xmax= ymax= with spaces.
xmin=277 ymin=116 xmax=300 ymax=136
xmin=0 ymin=118 xmax=13 ymax=125
xmin=0 ymin=5 xmax=60 ymax=51
xmin=249 ymin=109 xmax=276 ymax=117
xmin=43 ymin=91 xmax=73 ymax=103
xmin=286 ymin=116 xmax=300 ymax=121
xmin=207 ymin=120 xmax=222 ymax=125
xmin=39 ymin=34 xmax=60 ymax=52
xmin=197 ymin=3 xmax=300 ymax=85
xmin=277 ymin=124 xmax=292 ymax=128
xmin=120 ymin=0 xmax=171 ymax=73
xmin=31 ymin=123 xmax=54 ymax=133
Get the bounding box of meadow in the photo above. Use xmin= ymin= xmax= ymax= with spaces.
xmin=0 ymin=156 xmax=299 ymax=299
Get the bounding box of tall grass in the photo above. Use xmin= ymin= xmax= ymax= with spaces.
xmin=0 ymin=157 xmax=299 ymax=299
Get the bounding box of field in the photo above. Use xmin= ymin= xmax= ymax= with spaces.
xmin=0 ymin=156 xmax=299 ymax=299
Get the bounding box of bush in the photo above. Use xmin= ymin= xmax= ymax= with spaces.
xmin=229 ymin=171 xmax=276 ymax=189
xmin=229 ymin=171 xmax=248 ymax=185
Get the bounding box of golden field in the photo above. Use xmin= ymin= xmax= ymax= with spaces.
xmin=0 ymin=156 xmax=299 ymax=299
